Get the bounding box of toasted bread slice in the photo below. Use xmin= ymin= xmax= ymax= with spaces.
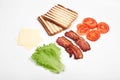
xmin=42 ymin=4 xmax=78 ymax=29
xmin=38 ymin=16 xmax=63 ymax=36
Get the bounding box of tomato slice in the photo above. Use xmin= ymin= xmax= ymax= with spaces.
xmin=97 ymin=22 xmax=109 ymax=34
xmin=77 ymin=23 xmax=90 ymax=35
xmin=86 ymin=30 xmax=100 ymax=41
xmin=83 ymin=17 xmax=97 ymax=29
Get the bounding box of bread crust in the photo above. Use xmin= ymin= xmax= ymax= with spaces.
xmin=38 ymin=4 xmax=78 ymax=36
xmin=38 ymin=16 xmax=63 ymax=36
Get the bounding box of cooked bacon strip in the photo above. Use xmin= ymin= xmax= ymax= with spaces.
xmin=56 ymin=36 xmax=83 ymax=59
xmin=65 ymin=30 xmax=91 ymax=52
xmin=56 ymin=36 xmax=73 ymax=57
xmin=56 ymin=36 xmax=72 ymax=48
xmin=65 ymin=48 xmax=73 ymax=57
xmin=71 ymin=45 xmax=83 ymax=59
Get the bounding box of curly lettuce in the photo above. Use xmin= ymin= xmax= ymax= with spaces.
xmin=31 ymin=43 xmax=64 ymax=74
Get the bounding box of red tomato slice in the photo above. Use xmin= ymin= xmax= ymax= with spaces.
xmin=97 ymin=22 xmax=109 ymax=34
xmin=86 ymin=30 xmax=100 ymax=41
xmin=83 ymin=17 xmax=97 ymax=29
xmin=77 ymin=23 xmax=90 ymax=35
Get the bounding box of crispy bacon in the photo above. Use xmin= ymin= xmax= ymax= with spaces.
xmin=65 ymin=30 xmax=91 ymax=52
xmin=71 ymin=45 xmax=83 ymax=59
xmin=56 ymin=36 xmax=83 ymax=59
xmin=56 ymin=36 xmax=72 ymax=48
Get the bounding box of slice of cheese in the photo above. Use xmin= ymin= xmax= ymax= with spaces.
xmin=17 ymin=29 xmax=41 ymax=50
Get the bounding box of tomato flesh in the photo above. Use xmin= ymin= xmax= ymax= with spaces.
xmin=97 ymin=22 xmax=109 ymax=34
xmin=83 ymin=17 xmax=97 ymax=29
xmin=76 ymin=17 xmax=110 ymax=42
xmin=86 ymin=30 xmax=100 ymax=41
xmin=77 ymin=24 xmax=90 ymax=35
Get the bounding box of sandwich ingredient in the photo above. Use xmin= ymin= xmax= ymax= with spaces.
xmin=77 ymin=17 xmax=110 ymax=41
xmin=38 ymin=4 xmax=78 ymax=36
xmin=38 ymin=16 xmax=63 ymax=36
xmin=65 ymin=30 xmax=91 ymax=52
xmin=56 ymin=36 xmax=83 ymax=59
xmin=86 ymin=30 xmax=100 ymax=41
xmin=17 ymin=29 xmax=41 ymax=50
xmin=97 ymin=22 xmax=109 ymax=34
xmin=31 ymin=43 xmax=64 ymax=74
xmin=83 ymin=17 xmax=97 ymax=29
xmin=77 ymin=24 xmax=90 ymax=35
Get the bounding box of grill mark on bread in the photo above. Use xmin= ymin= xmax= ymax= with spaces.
xmin=51 ymin=6 xmax=76 ymax=19
xmin=43 ymin=14 xmax=69 ymax=28
xmin=46 ymin=20 xmax=56 ymax=33
xmin=38 ymin=16 xmax=54 ymax=35
xmin=49 ymin=9 xmax=74 ymax=21
xmin=45 ymin=13 xmax=69 ymax=26
xmin=37 ymin=4 xmax=78 ymax=36
xmin=47 ymin=11 xmax=71 ymax=23
xmin=38 ymin=16 xmax=63 ymax=36
xmin=56 ymin=6 xmax=78 ymax=19
xmin=52 ymin=23 xmax=63 ymax=32
xmin=57 ymin=4 xmax=78 ymax=16
xmin=46 ymin=21 xmax=63 ymax=34
xmin=42 ymin=4 xmax=78 ymax=29
xmin=46 ymin=20 xmax=63 ymax=33
xmin=55 ymin=5 xmax=77 ymax=17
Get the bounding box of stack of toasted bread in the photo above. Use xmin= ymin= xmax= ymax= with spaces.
xmin=38 ymin=4 xmax=78 ymax=36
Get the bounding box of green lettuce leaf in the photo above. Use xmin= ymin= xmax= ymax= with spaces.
xmin=31 ymin=43 xmax=64 ymax=74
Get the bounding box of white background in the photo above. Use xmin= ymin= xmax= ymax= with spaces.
xmin=0 ymin=0 xmax=120 ymax=80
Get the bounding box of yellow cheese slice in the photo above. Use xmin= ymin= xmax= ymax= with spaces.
xmin=17 ymin=29 xmax=41 ymax=50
